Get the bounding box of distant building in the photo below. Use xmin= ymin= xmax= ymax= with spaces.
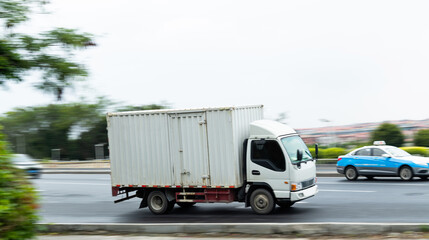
xmin=297 ymin=119 xmax=429 ymax=146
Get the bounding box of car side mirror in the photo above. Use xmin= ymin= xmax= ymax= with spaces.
xmin=382 ymin=154 xmax=390 ymax=158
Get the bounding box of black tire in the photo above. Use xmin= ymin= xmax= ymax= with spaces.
xmin=176 ymin=202 xmax=196 ymax=208
xmin=147 ymin=191 xmax=169 ymax=214
xmin=365 ymin=176 xmax=374 ymax=180
xmin=399 ymin=166 xmax=413 ymax=181
xmin=250 ymin=188 xmax=275 ymax=215
xmin=345 ymin=166 xmax=358 ymax=181
xmin=277 ymin=202 xmax=295 ymax=208
xmin=420 ymin=176 xmax=428 ymax=180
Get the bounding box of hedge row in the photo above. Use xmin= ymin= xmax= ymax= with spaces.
xmin=308 ymin=146 xmax=429 ymax=159
xmin=400 ymin=147 xmax=429 ymax=157
xmin=308 ymin=147 xmax=347 ymax=159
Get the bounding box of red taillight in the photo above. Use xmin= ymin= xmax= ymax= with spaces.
xmin=337 ymin=157 xmax=342 ymax=161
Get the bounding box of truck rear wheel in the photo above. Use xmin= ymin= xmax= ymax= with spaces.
xmin=250 ymin=189 xmax=275 ymax=215
xmin=148 ymin=191 xmax=169 ymax=214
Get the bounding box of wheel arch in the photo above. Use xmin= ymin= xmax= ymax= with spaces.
xmin=245 ymin=182 xmax=275 ymax=207
xmin=138 ymin=188 xmax=175 ymax=209
xmin=398 ymin=164 xmax=413 ymax=175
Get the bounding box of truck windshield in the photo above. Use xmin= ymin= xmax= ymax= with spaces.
xmin=281 ymin=135 xmax=313 ymax=163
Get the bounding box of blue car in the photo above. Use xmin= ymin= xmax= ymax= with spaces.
xmin=337 ymin=142 xmax=429 ymax=181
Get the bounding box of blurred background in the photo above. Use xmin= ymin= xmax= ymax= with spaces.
xmin=2 ymin=1 xmax=429 ymax=239
xmin=2 ymin=0 xmax=429 ymax=160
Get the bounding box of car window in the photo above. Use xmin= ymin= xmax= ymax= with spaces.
xmin=372 ymin=148 xmax=386 ymax=157
xmin=354 ymin=148 xmax=371 ymax=156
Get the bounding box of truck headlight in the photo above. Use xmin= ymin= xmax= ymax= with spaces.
xmin=291 ymin=182 xmax=303 ymax=191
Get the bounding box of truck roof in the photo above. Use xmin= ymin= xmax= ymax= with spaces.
xmin=250 ymin=120 xmax=297 ymax=138
xmin=107 ymin=105 xmax=264 ymax=116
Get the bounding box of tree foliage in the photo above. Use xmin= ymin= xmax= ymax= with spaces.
xmin=414 ymin=129 xmax=429 ymax=147
xmin=0 ymin=125 xmax=38 ymax=240
xmin=0 ymin=0 xmax=95 ymax=100
xmin=370 ymin=123 xmax=404 ymax=147
xmin=0 ymin=102 xmax=166 ymax=160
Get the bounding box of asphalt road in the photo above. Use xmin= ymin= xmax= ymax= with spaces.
xmin=33 ymin=174 xmax=429 ymax=224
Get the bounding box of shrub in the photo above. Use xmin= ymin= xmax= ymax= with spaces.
xmin=400 ymin=146 xmax=429 ymax=157
xmin=414 ymin=129 xmax=429 ymax=147
xmin=0 ymin=126 xmax=38 ymax=240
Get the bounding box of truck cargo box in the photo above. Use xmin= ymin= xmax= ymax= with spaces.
xmin=107 ymin=105 xmax=263 ymax=188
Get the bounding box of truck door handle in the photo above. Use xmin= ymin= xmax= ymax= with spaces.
xmin=252 ymin=170 xmax=260 ymax=175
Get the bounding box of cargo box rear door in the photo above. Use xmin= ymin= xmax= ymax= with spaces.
xmin=169 ymin=112 xmax=210 ymax=186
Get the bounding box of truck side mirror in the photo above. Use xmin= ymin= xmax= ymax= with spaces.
xmin=297 ymin=149 xmax=303 ymax=161
xmin=315 ymin=144 xmax=319 ymax=160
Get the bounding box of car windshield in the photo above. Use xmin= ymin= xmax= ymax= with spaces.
xmin=384 ymin=147 xmax=411 ymax=157
xmin=281 ymin=135 xmax=313 ymax=163
xmin=12 ymin=154 xmax=33 ymax=163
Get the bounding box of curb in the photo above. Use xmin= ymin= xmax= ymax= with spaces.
xmin=37 ymin=223 xmax=429 ymax=236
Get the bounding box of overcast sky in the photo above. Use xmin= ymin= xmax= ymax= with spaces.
xmin=2 ymin=0 xmax=429 ymax=128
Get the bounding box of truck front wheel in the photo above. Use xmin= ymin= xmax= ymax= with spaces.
xmin=250 ymin=189 xmax=275 ymax=214
xmin=148 ymin=191 xmax=169 ymax=214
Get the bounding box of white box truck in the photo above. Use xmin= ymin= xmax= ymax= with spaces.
xmin=107 ymin=105 xmax=318 ymax=214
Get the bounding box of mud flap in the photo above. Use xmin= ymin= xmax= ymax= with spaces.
xmin=139 ymin=198 xmax=148 ymax=209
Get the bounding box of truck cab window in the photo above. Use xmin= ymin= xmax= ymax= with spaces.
xmin=251 ymin=140 xmax=286 ymax=171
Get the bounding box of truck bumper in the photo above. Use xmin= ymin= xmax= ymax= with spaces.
xmin=290 ymin=185 xmax=318 ymax=202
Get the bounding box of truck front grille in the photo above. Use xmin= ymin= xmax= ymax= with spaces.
xmin=301 ymin=178 xmax=315 ymax=189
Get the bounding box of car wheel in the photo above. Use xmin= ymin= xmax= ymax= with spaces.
xmin=147 ymin=191 xmax=169 ymax=214
xmin=399 ymin=166 xmax=413 ymax=181
xmin=176 ymin=202 xmax=196 ymax=208
xmin=277 ymin=202 xmax=295 ymax=208
xmin=345 ymin=166 xmax=358 ymax=181
xmin=250 ymin=189 xmax=275 ymax=215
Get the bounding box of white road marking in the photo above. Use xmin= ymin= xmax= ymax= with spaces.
xmin=318 ymin=182 xmax=427 ymax=187
xmin=319 ymin=189 xmax=376 ymax=193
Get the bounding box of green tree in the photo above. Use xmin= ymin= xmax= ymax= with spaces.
xmin=0 ymin=125 xmax=38 ymax=240
xmin=0 ymin=102 xmax=167 ymax=160
xmin=0 ymin=0 xmax=95 ymax=101
xmin=370 ymin=123 xmax=404 ymax=147
xmin=0 ymin=101 xmax=108 ymax=159
xmin=414 ymin=129 xmax=429 ymax=147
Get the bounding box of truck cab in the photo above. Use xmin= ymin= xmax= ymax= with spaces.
xmin=245 ymin=120 xmax=318 ymax=214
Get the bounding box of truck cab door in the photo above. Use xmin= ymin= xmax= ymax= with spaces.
xmin=246 ymin=139 xmax=290 ymax=198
